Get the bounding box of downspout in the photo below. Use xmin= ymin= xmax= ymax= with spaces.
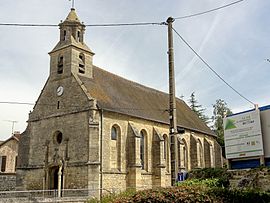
xmin=99 ymin=108 xmax=103 ymax=201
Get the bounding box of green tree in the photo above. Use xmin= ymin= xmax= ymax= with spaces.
xmin=188 ymin=92 xmax=209 ymax=124
xmin=212 ymin=99 xmax=233 ymax=149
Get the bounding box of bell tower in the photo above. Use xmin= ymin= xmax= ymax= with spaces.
xmin=49 ymin=8 xmax=95 ymax=80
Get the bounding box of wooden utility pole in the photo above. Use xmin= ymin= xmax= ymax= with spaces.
xmin=167 ymin=17 xmax=178 ymax=186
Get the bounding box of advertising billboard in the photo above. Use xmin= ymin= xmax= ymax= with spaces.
xmin=260 ymin=105 xmax=270 ymax=158
xmin=224 ymin=109 xmax=264 ymax=159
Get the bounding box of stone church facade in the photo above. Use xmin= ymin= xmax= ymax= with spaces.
xmin=16 ymin=9 xmax=222 ymax=195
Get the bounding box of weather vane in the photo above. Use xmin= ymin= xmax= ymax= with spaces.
xmin=69 ymin=0 xmax=75 ymax=8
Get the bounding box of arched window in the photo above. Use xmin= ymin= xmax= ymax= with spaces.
xmin=140 ymin=130 xmax=147 ymax=170
xmin=183 ymin=146 xmax=187 ymax=168
xmin=57 ymin=56 xmax=64 ymax=74
xmin=111 ymin=126 xmax=117 ymax=140
xmin=163 ymin=134 xmax=169 ymax=171
xmin=77 ymin=31 xmax=81 ymax=42
xmin=140 ymin=132 xmax=145 ymax=169
xmin=210 ymin=144 xmax=215 ymax=168
xmin=110 ymin=125 xmax=121 ymax=170
xmin=63 ymin=30 xmax=67 ymax=41
xmin=78 ymin=53 xmax=85 ymax=74
xmin=197 ymin=139 xmax=203 ymax=168
xmin=180 ymin=139 xmax=188 ymax=170
xmin=163 ymin=135 xmax=167 ymax=160
xmin=178 ymin=139 xmax=181 ymax=168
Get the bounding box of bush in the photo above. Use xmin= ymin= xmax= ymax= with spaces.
xmin=111 ymin=187 xmax=270 ymax=203
xmin=210 ymin=187 xmax=270 ymax=203
xmin=112 ymin=186 xmax=218 ymax=203
xmin=176 ymin=178 xmax=222 ymax=188
xmin=188 ymin=168 xmax=231 ymax=188
xmin=88 ymin=189 xmax=136 ymax=203
xmin=90 ymin=185 xmax=270 ymax=203
xmin=88 ymin=167 xmax=270 ymax=202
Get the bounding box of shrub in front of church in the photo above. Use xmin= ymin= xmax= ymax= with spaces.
xmin=98 ymin=185 xmax=270 ymax=203
xmin=112 ymin=186 xmax=217 ymax=203
xmin=188 ymin=167 xmax=231 ymax=188
xmin=176 ymin=178 xmax=221 ymax=188
xmin=88 ymin=189 xmax=137 ymax=203
xmin=209 ymin=187 xmax=270 ymax=203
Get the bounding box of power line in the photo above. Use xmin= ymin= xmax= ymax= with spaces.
xmin=0 ymin=0 xmax=245 ymax=27
xmin=174 ymin=0 xmax=244 ymax=20
xmin=0 ymin=22 xmax=165 ymax=27
xmin=172 ymin=26 xmax=255 ymax=105
xmin=0 ymin=23 xmax=58 ymax=27
xmin=0 ymin=101 xmax=168 ymax=112
xmin=0 ymin=101 xmax=34 ymax=105
xmin=85 ymin=22 xmax=166 ymax=27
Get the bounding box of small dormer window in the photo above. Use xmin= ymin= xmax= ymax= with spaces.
xmin=77 ymin=31 xmax=81 ymax=42
xmin=57 ymin=56 xmax=64 ymax=74
xmin=63 ymin=30 xmax=67 ymax=41
xmin=78 ymin=53 xmax=85 ymax=74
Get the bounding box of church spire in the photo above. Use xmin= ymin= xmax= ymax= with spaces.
xmin=50 ymin=8 xmax=93 ymax=53
xmin=49 ymin=9 xmax=94 ymax=80
xmin=59 ymin=8 xmax=85 ymax=43
xmin=65 ymin=8 xmax=80 ymax=22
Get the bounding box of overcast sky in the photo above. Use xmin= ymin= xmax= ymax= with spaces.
xmin=0 ymin=0 xmax=269 ymax=140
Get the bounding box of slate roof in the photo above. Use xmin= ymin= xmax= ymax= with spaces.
xmin=79 ymin=66 xmax=216 ymax=137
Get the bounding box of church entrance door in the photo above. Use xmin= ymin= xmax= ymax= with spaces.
xmin=49 ymin=166 xmax=63 ymax=196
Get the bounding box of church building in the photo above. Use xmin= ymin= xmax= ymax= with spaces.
xmin=16 ymin=9 xmax=222 ymax=196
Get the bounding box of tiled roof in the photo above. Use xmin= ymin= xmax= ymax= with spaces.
xmin=79 ymin=66 xmax=215 ymax=136
xmin=0 ymin=134 xmax=20 ymax=147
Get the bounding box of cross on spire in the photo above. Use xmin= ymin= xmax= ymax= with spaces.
xmin=69 ymin=0 xmax=75 ymax=8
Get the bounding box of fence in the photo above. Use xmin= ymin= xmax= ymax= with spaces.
xmin=0 ymin=188 xmax=100 ymax=202
xmin=0 ymin=186 xmax=152 ymax=202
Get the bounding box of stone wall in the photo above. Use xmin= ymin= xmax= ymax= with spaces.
xmin=102 ymin=172 xmax=127 ymax=192
xmin=102 ymin=111 xmax=170 ymax=189
xmin=0 ymin=173 xmax=16 ymax=191
xmin=229 ymin=168 xmax=270 ymax=191
xmin=18 ymin=127 xmax=30 ymax=169
xmin=101 ymin=111 xmax=220 ymax=191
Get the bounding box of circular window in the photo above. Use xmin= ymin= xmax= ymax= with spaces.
xmin=54 ymin=131 xmax=63 ymax=144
